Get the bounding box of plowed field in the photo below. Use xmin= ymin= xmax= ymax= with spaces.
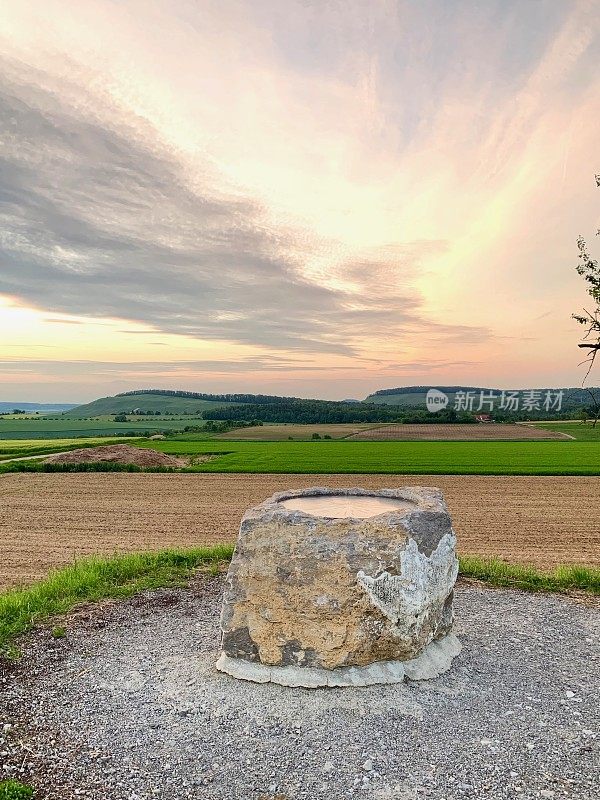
xmin=217 ymin=424 xmax=379 ymax=440
xmin=1 ymin=473 xmax=598 ymax=589
xmin=347 ymin=424 xmax=569 ymax=440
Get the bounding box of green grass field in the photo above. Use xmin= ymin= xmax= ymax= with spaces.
xmin=0 ymin=437 xmax=133 ymax=460
xmin=2 ymin=428 xmax=597 ymax=474
xmin=0 ymin=416 xmax=206 ymax=439
xmin=64 ymin=394 xmax=236 ymax=417
xmin=529 ymin=421 xmax=600 ymax=441
xmin=136 ymin=438 xmax=600 ymax=475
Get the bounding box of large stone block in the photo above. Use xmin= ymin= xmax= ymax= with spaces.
xmin=216 ymin=487 xmax=460 ymax=687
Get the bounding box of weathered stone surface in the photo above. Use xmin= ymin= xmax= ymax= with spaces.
xmin=217 ymin=487 xmax=460 ymax=686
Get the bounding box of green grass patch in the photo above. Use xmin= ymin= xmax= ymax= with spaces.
xmin=0 ymin=546 xmax=233 ymax=656
xmin=64 ymin=394 xmax=234 ymax=417
xmin=528 ymin=421 xmax=600 ymax=441
xmin=3 ymin=435 xmax=597 ymax=476
xmin=1 ymin=548 xmax=597 ymax=660
xmin=0 ymin=437 xmax=135 ymax=460
xmin=136 ymin=439 xmax=600 ymax=475
xmin=0 ymin=416 xmax=206 ymax=440
xmin=459 ymin=556 xmax=600 ymax=595
xmin=0 ymin=780 xmax=34 ymax=799
xmin=0 ymin=437 xmax=111 ymax=451
xmin=0 ymin=461 xmax=180 ymax=475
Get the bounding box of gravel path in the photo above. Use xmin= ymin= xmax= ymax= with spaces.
xmin=1 ymin=578 xmax=598 ymax=800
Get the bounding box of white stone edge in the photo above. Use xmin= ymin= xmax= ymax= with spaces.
xmin=215 ymin=632 xmax=461 ymax=688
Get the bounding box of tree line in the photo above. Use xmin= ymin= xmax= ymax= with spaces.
xmin=116 ymin=389 xmax=330 ymax=405
xmin=203 ymin=401 xmax=477 ymax=425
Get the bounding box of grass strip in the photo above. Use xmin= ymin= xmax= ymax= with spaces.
xmin=0 ymin=546 xmax=234 ymax=656
xmin=1 ymin=549 xmax=597 ymax=657
xmin=0 ymin=461 xmax=180 ymax=474
xmin=0 ymin=439 xmax=137 ymax=463
xmin=459 ymin=556 xmax=600 ymax=595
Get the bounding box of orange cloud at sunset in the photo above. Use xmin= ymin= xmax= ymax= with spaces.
xmin=0 ymin=0 xmax=598 ymax=400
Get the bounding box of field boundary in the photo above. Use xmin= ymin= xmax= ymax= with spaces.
xmin=4 ymin=440 xmax=599 ymax=476
xmin=1 ymin=548 xmax=598 ymax=657
xmin=0 ymin=438 xmax=140 ymax=463
xmin=0 ymin=547 xmax=233 ymax=656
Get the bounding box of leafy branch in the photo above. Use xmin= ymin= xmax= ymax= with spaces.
xmin=572 ymin=174 xmax=600 ymax=424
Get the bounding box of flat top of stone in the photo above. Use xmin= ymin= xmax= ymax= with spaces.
xmin=242 ymin=487 xmax=449 ymax=527
xmin=279 ymin=494 xmax=415 ymax=519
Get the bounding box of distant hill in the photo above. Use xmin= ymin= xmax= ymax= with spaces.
xmin=65 ymin=388 xmax=360 ymax=418
xmin=65 ymin=389 xmax=407 ymax=424
xmin=0 ymin=401 xmax=77 ymax=414
xmin=65 ymin=385 xmax=597 ymax=424
xmin=365 ymin=385 xmax=597 ymax=414
xmin=64 ymin=391 xmax=240 ymax=417
xmin=366 ymin=386 xmax=488 ymax=406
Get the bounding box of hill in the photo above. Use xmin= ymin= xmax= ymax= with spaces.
xmin=366 ymin=386 xmax=484 ymax=407
xmin=65 ymin=390 xmax=406 ymax=423
xmin=66 ymin=389 xmax=361 ymax=418
xmin=64 ymin=386 xmax=598 ymax=425
xmin=365 ymin=385 xmax=597 ymax=416
xmin=63 ymin=391 xmax=240 ymax=417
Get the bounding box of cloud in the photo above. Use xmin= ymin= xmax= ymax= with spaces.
xmin=0 ymin=54 xmax=488 ymax=357
xmin=1 ymin=0 xmax=596 ymax=400
xmin=378 ymin=359 xmax=483 ymax=373
xmin=42 ymin=318 xmax=83 ymax=325
xmin=0 ymin=357 xmax=341 ymax=378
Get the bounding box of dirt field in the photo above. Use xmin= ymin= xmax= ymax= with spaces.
xmin=217 ymin=423 xmax=380 ymax=440
xmin=1 ymin=473 xmax=598 ymax=590
xmin=45 ymin=444 xmax=183 ymax=467
xmin=347 ymin=424 xmax=570 ymax=440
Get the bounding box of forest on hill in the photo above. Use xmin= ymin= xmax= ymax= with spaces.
xmin=63 ymin=386 xmax=595 ymax=424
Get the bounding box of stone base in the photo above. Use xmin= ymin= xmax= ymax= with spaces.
xmin=216 ymin=633 xmax=461 ymax=688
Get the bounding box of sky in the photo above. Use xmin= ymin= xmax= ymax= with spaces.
xmin=0 ymin=0 xmax=599 ymax=402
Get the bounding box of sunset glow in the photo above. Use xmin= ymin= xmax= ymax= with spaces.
xmin=1 ymin=0 xmax=599 ymax=400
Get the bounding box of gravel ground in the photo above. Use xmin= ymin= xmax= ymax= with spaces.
xmin=1 ymin=577 xmax=598 ymax=800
